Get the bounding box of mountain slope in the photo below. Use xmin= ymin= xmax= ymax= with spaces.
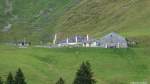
xmin=1 ymin=0 xmax=150 ymax=47
xmin=55 ymin=0 xmax=150 ymax=47
xmin=0 ymin=0 xmax=78 ymax=43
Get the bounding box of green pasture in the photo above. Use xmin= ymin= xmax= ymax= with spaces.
xmin=0 ymin=46 xmax=150 ymax=84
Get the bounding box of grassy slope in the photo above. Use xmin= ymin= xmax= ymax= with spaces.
xmin=0 ymin=0 xmax=75 ymax=43
xmin=55 ymin=0 xmax=150 ymax=47
xmin=1 ymin=0 xmax=150 ymax=46
xmin=0 ymin=46 xmax=150 ymax=84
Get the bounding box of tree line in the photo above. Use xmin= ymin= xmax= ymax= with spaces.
xmin=0 ymin=61 xmax=95 ymax=84
xmin=0 ymin=68 xmax=26 ymax=84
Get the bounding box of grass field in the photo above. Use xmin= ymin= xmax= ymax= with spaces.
xmin=0 ymin=45 xmax=150 ymax=84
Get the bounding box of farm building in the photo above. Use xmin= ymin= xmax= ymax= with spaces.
xmin=97 ymin=32 xmax=128 ymax=48
xmin=56 ymin=32 xmax=128 ymax=48
xmin=17 ymin=39 xmax=31 ymax=48
xmin=57 ymin=35 xmax=96 ymax=47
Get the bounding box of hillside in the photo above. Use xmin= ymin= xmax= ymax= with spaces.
xmin=55 ymin=0 xmax=150 ymax=47
xmin=0 ymin=0 xmax=78 ymax=43
xmin=0 ymin=0 xmax=150 ymax=46
xmin=0 ymin=46 xmax=150 ymax=84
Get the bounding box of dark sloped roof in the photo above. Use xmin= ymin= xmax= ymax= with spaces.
xmin=99 ymin=32 xmax=127 ymax=43
xmin=58 ymin=35 xmax=94 ymax=44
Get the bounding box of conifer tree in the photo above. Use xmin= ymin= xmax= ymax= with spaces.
xmin=6 ymin=72 xmax=14 ymax=84
xmin=73 ymin=61 xmax=96 ymax=84
xmin=14 ymin=68 xmax=26 ymax=84
xmin=56 ymin=77 xmax=65 ymax=84
xmin=0 ymin=77 xmax=3 ymax=84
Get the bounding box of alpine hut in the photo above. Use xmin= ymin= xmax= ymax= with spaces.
xmin=97 ymin=32 xmax=128 ymax=48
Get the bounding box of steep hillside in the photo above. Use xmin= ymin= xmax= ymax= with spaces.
xmin=0 ymin=0 xmax=79 ymax=43
xmin=1 ymin=0 xmax=150 ymax=46
xmin=55 ymin=0 xmax=150 ymax=47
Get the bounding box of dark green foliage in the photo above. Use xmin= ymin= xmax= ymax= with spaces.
xmin=56 ymin=77 xmax=65 ymax=84
xmin=0 ymin=77 xmax=3 ymax=84
xmin=6 ymin=72 xmax=14 ymax=84
xmin=73 ymin=61 xmax=96 ymax=84
xmin=14 ymin=68 xmax=26 ymax=84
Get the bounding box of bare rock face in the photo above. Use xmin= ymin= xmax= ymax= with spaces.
xmin=2 ymin=23 xmax=12 ymax=32
xmin=4 ymin=0 xmax=13 ymax=15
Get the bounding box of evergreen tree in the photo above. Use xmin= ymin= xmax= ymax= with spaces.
xmin=6 ymin=72 xmax=14 ymax=84
xmin=14 ymin=68 xmax=26 ymax=84
xmin=0 ymin=77 xmax=3 ymax=84
xmin=56 ymin=77 xmax=65 ymax=84
xmin=73 ymin=61 xmax=96 ymax=84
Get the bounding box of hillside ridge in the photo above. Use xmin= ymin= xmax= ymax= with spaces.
xmin=0 ymin=0 xmax=150 ymax=47
xmin=54 ymin=0 xmax=150 ymax=47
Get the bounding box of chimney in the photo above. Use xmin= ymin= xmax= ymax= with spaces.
xmin=66 ymin=37 xmax=69 ymax=44
xmin=86 ymin=34 xmax=89 ymax=41
xmin=105 ymin=44 xmax=108 ymax=48
xmin=75 ymin=36 xmax=78 ymax=43
xmin=117 ymin=42 xmax=120 ymax=48
xmin=53 ymin=34 xmax=57 ymax=44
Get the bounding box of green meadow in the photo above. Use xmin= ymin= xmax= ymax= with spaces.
xmin=0 ymin=45 xmax=150 ymax=84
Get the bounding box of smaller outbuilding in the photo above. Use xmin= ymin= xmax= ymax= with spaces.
xmin=17 ymin=39 xmax=31 ymax=48
xmin=97 ymin=32 xmax=128 ymax=48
